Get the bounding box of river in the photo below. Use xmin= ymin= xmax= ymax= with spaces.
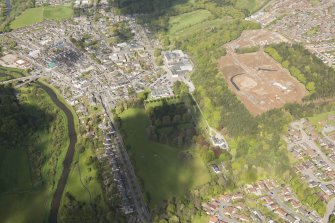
xmin=37 ymin=82 xmax=77 ymax=223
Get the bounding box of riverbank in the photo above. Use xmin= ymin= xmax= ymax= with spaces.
xmin=37 ymin=80 xmax=79 ymax=223
xmin=0 ymin=82 xmax=71 ymax=223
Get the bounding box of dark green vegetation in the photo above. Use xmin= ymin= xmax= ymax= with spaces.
xmin=265 ymin=43 xmax=335 ymax=98
xmin=0 ymin=0 xmax=34 ymax=32
xmin=288 ymin=174 xmax=326 ymax=215
xmin=147 ymin=101 xmax=195 ymax=147
xmin=235 ymin=45 xmax=259 ymax=54
xmin=0 ymin=66 xmax=26 ymax=85
xmin=0 ymin=83 xmax=69 ymax=223
xmin=108 ymin=21 xmax=134 ymax=44
xmin=330 ymin=214 xmax=335 ymax=223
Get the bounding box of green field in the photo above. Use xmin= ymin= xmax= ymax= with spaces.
xmin=10 ymin=5 xmax=73 ymax=29
xmin=308 ymin=111 xmax=335 ymax=132
xmin=170 ymin=18 xmax=226 ymax=41
xmin=168 ymin=9 xmax=213 ymax=35
xmin=236 ymin=0 xmax=269 ymax=13
xmin=120 ymin=108 xmax=210 ymax=207
xmin=192 ymin=215 xmax=210 ymax=223
xmin=58 ymin=138 xmax=108 ymax=222
xmin=0 ymin=85 xmax=69 ymax=223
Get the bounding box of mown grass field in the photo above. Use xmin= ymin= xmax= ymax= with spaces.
xmin=0 ymin=84 xmax=70 ymax=223
xmin=168 ymin=9 xmax=213 ymax=36
xmin=236 ymin=0 xmax=269 ymax=13
xmin=10 ymin=5 xmax=73 ymax=29
xmin=120 ymin=108 xmax=210 ymax=207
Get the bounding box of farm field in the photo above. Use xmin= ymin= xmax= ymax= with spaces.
xmin=0 ymin=85 xmax=69 ymax=223
xmin=119 ymin=108 xmax=210 ymax=207
xmin=10 ymin=5 xmax=73 ymax=29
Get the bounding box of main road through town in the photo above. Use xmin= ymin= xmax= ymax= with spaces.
xmin=100 ymin=96 xmax=152 ymax=223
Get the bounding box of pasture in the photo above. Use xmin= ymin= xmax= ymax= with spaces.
xmin=10 ymin=6 xmax=73 ymax=29
xmin=120 ymin=108 xmax=210 ymax=207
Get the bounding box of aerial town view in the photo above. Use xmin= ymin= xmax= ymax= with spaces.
xmin=0 ymin=0 xmax=335 ymax=223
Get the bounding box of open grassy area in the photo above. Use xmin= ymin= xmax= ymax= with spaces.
xmin=168 ymin=9 xmax=213 ymax=35
xmin=10 ymin=5 xmax=73 ymax=29
xmin=59 ymin=138 xmax=107 ymax=213
xmin=170 ymin=18 xmax=226 ymax=41
xmin=192 ymin=215 xmax=210 ymax=223
xmin=308 ymin=111 xmax=335 ymax=132
xmin=236 ymin=0 xmax=269 ymax=13
xmin=120 ymin=108 xmax=210 ymax=207
xmin=0 ymin=84 xmax=70 ymax=223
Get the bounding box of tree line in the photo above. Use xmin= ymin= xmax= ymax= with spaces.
xmin=265 ymin=43 xmax=335 ymax=99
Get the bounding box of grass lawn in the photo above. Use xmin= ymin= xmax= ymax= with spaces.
xmin=170 ymin=18 xmax=226 ymax=41
xmin=61 ymin=140 xmax=105 ymax=205
xmin=10 ymin=5 xmax=73 ymax=29
xmin=192 ymin=215 xmax=210 ymax=223
xmin=0 ymin=84 xmax=70 ymax=223
xmin=308 ymin=111 xmax=335 ymax=132
xmin=168 ymin=9 xmax=213 ymax=35
xmin=120 ymin=108 xmax=210 ymax=207
xmin=236 ymin=0 xmax=269 ymax=13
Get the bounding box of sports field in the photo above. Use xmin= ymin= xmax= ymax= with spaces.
xmin=120 ymin=108 xmax=210 ymax=207
xmin=10 ymin=5 xmax=73 ymax=29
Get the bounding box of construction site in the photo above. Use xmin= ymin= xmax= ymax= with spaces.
xmin=219 ymin=29 xmax=307 ymax=115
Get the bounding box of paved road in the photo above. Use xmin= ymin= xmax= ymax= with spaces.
xmin=322 ymin=197 xmax=335 ymax=223
xmin=0 ymin=75 xmax=39 ymax=85
xmin=291 ymin=120 xmax=335 ymax=222
xmin=269 ymin=189 xmax=311 ymax=222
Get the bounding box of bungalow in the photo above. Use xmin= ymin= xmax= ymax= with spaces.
xmin=231 ymin=193 xmax=243 ymax=201
xmin=285 ymin=214 xmax=299 ymax=223
xmin=274 ymin=208 xmax=287 ymax=218
xmin=290 ymin=199 xmax=301 ymax=209
xmin=222 ymin=206 xmax=236 ymax=217
xmin=262 ymin=196 xmax=274 ymax=204
xmin=209 ymin=216 xmax=219 ymax=223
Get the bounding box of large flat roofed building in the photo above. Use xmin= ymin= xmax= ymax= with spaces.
xmin=163 ymin=50 xmax=193 ymax=77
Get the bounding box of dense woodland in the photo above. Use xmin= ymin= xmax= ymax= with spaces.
xmin=265 ymin=43 xmax=335 ymax=99
xmin=0 ymin=84 xmax=43 ymax=149
xmin=147 ymin=101 xmax=195 ymax=147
